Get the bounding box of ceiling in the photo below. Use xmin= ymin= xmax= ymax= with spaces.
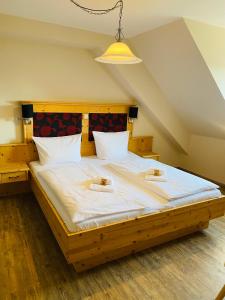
xmin=0 ymin=0 xmax=225 ymax=37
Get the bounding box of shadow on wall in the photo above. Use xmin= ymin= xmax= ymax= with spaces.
xmin=0 ymin=103 xmax=23 ymax=143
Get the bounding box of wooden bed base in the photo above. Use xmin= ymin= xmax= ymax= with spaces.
xmin=31 ymin=169 xmax=225 ymax=272
xmin=3 ymin=101 xmax=225 ymax=272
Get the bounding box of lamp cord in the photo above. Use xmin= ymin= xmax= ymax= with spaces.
xmin=69 ymin=0 xmax=124 ymax=42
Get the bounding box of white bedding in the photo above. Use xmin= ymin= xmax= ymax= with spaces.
xmin=108 ymin=154 xmax=219 ymax=200
xmin=31 ymin=158 xmax=166 ymax=232
xmin=30 ymin=153 xmax=221 ymax=232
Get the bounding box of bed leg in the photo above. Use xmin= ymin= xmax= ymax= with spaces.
xmin=72 ymin=262 xmax=87 ymax=273
xmin=199 ymin=221 xmax=209 ymax=230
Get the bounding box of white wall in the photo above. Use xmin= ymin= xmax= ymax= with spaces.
xmin=104 ymin=61 xmax=189 ymax=153
xmin=2 ymin=14 xmax=224 ymax=180
xmin=131 ymin=19 xmax=225 ymax=140
xmin=0 ymin=37 xmax=130 ymax=143
xmin=130 ymin=19 xmax=225 ymax=184
xmin=0 ymin=36 xmax=181 ymax=167
xmin=181 ymin=20 xmax=225 ymax=184
xmin=181 ymin=135 xmax=225 ymax=185
xmin=134 ymin=107 xmax=182 ymax=166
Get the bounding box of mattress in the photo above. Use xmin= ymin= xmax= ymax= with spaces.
xmin=30 ymin=153 xmax=221 ymax=232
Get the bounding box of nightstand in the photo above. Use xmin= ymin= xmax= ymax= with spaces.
xmin=136 ymin=151 xmax=160 ymax=161
xmin=0 ymin=162 xmax=29 ymax=184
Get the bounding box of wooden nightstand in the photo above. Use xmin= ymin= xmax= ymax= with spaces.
xmin=136 ymin=151 xmax=160 ymax=161
xmin=0 ymin=162 xmax=29 ymax=184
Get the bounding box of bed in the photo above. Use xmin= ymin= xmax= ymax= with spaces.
xmin=21 ymin=101 xmax=225 ymax=272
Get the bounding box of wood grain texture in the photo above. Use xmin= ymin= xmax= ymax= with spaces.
xmin=128 ymin=136 xmax=153 ymax=154
xmin=0 ymin=192 xmax=224 ymax=300
xmin=22 ymin=102 xmax=132 ymax=143
xmin=0 ymin=162 xmax=29 ymax=184
xmin=0 ymin=143 xmax=38 ymax=163
xmin=20 ymin=101 xmax=147 ymax=156
xmin=0 ymin=162 xmax=29 ymax=173
xmin=0 ymin=102 xmax=152 ymax=159
xmin=23 ymin=119 xmax=33 ymax=144
xmin=0 ymin=162 xmax=30 ymax=196
xmin=30 ymin=167 xmax=225 ymax=273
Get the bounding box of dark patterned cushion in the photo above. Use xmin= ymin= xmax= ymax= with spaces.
xmin=89 ymin=113 xmax=127 ymax=141
xmin=33 ymin=113 xmax=82 ymax=137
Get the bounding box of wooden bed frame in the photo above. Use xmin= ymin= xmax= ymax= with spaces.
xmin=2 ymin=101 xmax=225 ymax=272
xmin=30 ymin=170 xmax=225 ymax=272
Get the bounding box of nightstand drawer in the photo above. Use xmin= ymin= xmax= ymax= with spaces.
xmin=1 ymin=171 xmax=28 ymax=184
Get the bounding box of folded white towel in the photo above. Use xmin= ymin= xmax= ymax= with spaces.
xmin=145 ymin=169 xmax=165 ymax=176
xmin=144 ymin=175 xmax=167 ymax=182
xmin=93 ymin=176 xmax=113 ymax=186
xmin=89 ymin=183 xmax=114 ymax=193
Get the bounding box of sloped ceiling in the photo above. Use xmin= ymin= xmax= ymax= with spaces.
xmin=186 ymin=19 xmax=225 ymax=99
xmin=0 ymin=13 xmax=190 ymax=152
xmin=131 ymin=19 xmax=225 ymax=139
xmin=0 ymin=13 xmax=111 ymax=49
xmin=102 ymin=62 xmax=189 ymax=152
xmin=0 ymin=0 xmax=225 ymax=37
xmin=1 ymin=12 xmax=225 ymax=151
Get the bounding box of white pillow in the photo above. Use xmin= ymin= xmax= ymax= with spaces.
xmin=33 ymin=134 xmax=81 ymax=165
xmin=93 ymin=131 xmax=129 ymax=160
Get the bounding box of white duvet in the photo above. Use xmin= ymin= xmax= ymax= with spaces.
xmin=30 ymin=153 xmax=221 ymax=231
xmin=37 ymin=161 xmax=165 ymax=224
xmin=108 ymin=154 xmax=219 ymax=201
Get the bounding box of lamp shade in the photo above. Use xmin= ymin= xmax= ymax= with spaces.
xmin=95 ymin=42 xmax=142 ymax=65
xmin=129 ymin=106 xmax=138 ymax=119
xmin=22 ymin=104 xmax=33 ymax=119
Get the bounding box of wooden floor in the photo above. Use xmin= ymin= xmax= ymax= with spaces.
xmin=0 ymin=191 xmax=225 ymax=300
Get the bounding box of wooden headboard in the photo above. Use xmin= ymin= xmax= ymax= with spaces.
xmin=22 ymin=102 xmax=134 ymax=156
xmin=0 ymin=102 xmax=153 ymax=163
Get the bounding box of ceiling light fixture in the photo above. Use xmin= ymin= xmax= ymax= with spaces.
xmin=70 ymin=0 xmax=142 ymax=64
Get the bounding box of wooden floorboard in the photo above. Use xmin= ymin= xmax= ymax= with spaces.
xmin=0 ymin=192 xmax=225 ymax=300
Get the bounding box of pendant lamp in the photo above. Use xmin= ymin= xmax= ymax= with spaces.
xmin=70 ymin=0 xmax=142 ymax=64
